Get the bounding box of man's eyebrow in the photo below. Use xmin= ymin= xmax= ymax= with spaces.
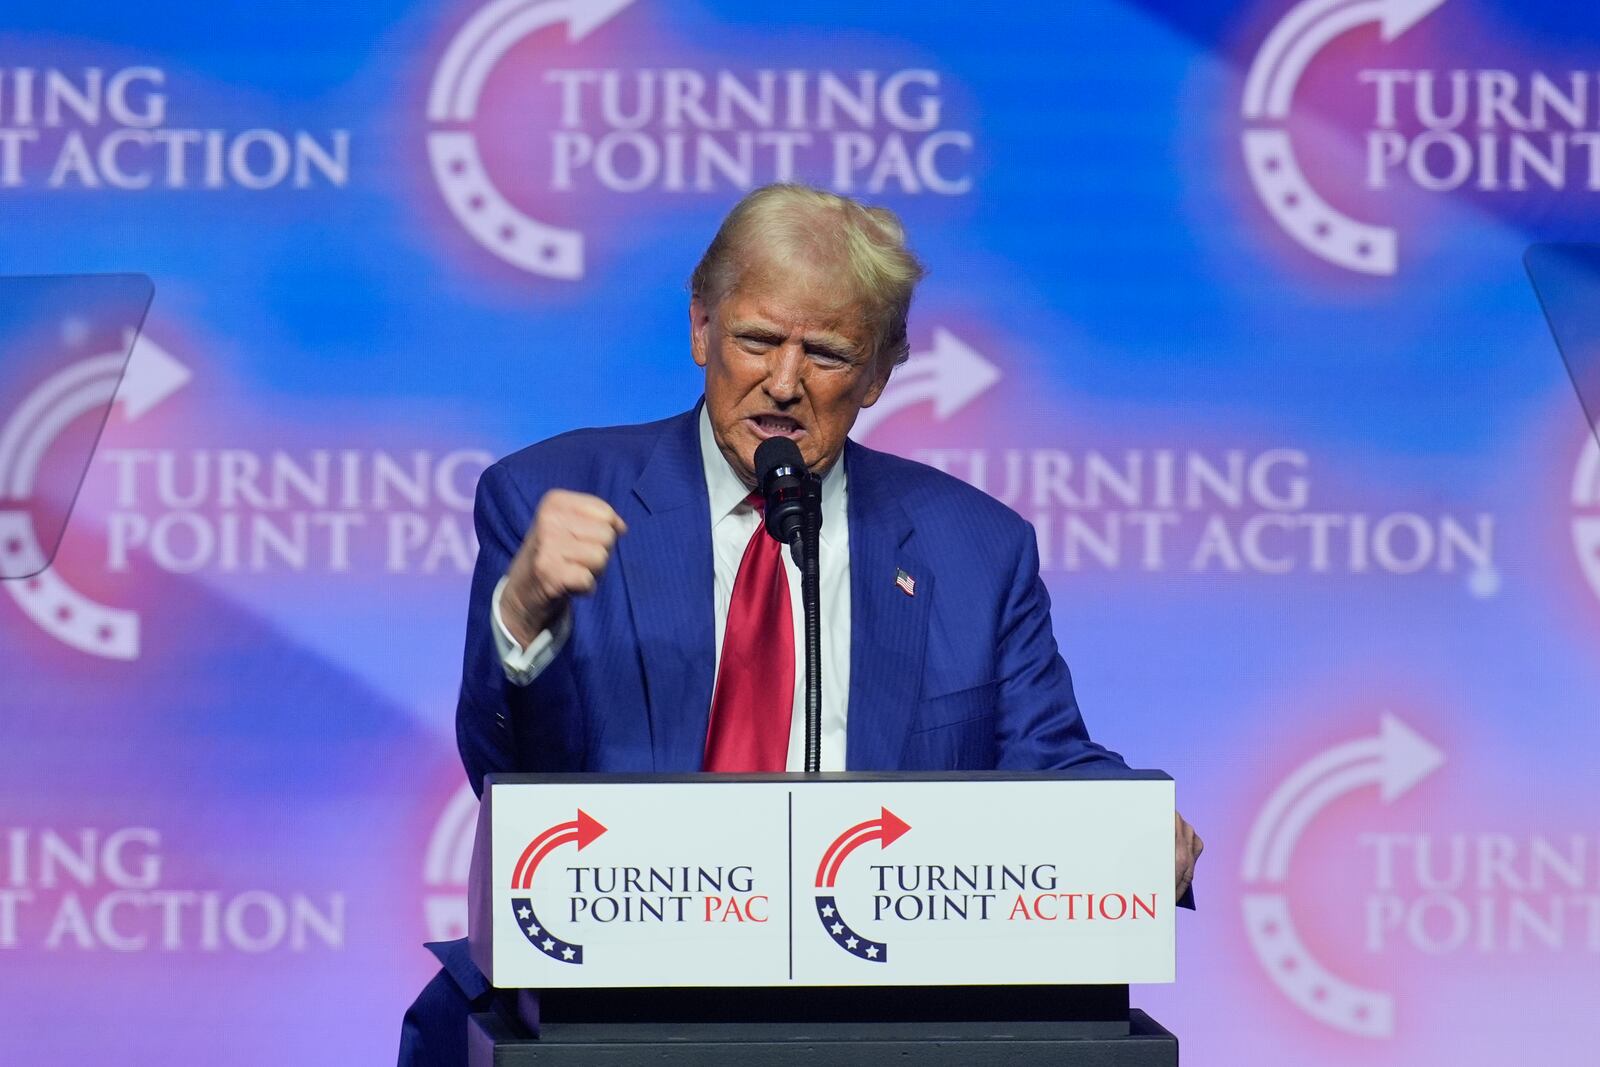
xmin=726 ymin=319 xmax=862 ymax=360
xmin=727 ymin=318 xmax=786 ymax=340
xmin=803 ymin=333 xmax=860 ymax=359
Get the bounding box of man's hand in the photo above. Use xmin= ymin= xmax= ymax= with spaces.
xmin=1175 ymin=812 xmax=1203 ymax=902
xmin=501 ymin=490 xmax=627 ymax=645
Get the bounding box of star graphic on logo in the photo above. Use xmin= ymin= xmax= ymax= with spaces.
xmin=831 ymin=922 xmax=844 ymax=935
xmin=561 ymin=947 xmax=575 ymax=961
xmin=866 ymin=946 xmax=879 ymax=958
xmin=541 ymin=938 xmax=555 ymax=952
xmin=525 ymin=923 xmax=540 ymax=936
xmin=845 ymin=936 xmax=859 ymax=950
xmin=517 ymin=906 xmax=531 ymax=920
xmin=821 ymin=904 xmax=835 ymax=917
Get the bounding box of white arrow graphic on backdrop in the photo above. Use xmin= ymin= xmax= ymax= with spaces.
xmin=0 ymin=334 xmax=190 ymax=659
xmin=427 ymin=0 xmax=636 ymax=279
xmin=850 ymin=328 xmax=1000 ymax=441
xmin=1240 ymin=0 xmax=1448 ymax=275
xmin=423 ymin=783 xmax=482 ymax=941
xmin=1570 ymin=438 xmax=1600 ymax=604
xmin=1240 ymin=714 xmax=1444 ymax=1038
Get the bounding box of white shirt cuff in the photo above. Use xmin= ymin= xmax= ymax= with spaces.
xmin=491 ymin=575 xmax=570 ymax=687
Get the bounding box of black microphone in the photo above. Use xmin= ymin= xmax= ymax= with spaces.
xmin=753 ymin=434 xmax=824 ymax=774
xmin=754 ymin=436 xmax=820 ymax=552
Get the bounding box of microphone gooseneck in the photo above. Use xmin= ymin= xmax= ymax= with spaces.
xmin=753 ymin=435 xmax=824 ymax=775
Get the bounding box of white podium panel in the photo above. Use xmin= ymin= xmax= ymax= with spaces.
xmin=470 ymin=773 xmax=1175 ymax=989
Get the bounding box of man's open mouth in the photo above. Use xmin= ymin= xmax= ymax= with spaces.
xmin=747 ymin=414 xmax=805 ymax=439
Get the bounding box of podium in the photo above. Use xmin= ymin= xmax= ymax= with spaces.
xmin=465 ymin=771 xmax=1180 ymax=1065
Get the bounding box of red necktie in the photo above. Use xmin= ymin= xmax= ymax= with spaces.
xmin=703 ymin=493 xmax=794 ymax=772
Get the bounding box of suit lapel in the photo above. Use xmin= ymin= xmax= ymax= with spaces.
xmin=845 ymin=443 xmax=930 ymax=770
xmin=617 ymin=408 xmax=716 ymax=772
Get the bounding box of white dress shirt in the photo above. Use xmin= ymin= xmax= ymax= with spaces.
xmin=490 ymin=406 xmax=852 ymax=770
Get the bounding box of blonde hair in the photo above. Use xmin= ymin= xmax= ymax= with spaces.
xmin=689 ymin=184 xmax=927 ymax=367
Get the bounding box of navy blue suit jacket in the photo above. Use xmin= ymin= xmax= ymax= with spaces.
xmin=456 ymin=404 xmax=1127 ymax=793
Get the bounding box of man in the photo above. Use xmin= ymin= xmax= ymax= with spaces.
xmin=400 ymin=184 xmax=1202 ymax=1066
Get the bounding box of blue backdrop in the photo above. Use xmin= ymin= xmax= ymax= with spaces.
xmin=2 ymin=0 xmax=1597 ymax=1062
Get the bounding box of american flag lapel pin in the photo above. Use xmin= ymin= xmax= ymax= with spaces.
xmin=895 ymin=567 xmax=916 ymax=596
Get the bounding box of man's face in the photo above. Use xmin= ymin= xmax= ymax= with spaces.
xmin=691 ymin=258 xmax=892 ymax=486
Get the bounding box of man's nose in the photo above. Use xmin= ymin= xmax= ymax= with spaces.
xmin=763 ymin=347 xmax=805 ymax=405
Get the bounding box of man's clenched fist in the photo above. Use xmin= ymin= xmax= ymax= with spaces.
xmin=1175 ymin=812 xmax=1203 ymax=902
xmin=500 ymin=490 xmax=627 ymax=645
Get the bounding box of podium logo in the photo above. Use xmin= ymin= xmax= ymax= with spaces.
xmin=509 ymin=809 xmax=609 ymax=964
xmin=1240 ymin=715 xmax=1444 ymax=1037
xmin=500 ymin=808 xmax=769 ymax=966
xmin=424 ymin=0 xmax=976 ymax=279
xmin=813 ymin=807 xmax=912 ymax=963
xmin=814 ymin=805 xmax=1160 ymax=964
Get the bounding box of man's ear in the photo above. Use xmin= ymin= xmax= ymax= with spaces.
xmin=689 ymin=297 xmax=711 ymax=369
xmin=859 ymin=349 xmax=895 ymax=408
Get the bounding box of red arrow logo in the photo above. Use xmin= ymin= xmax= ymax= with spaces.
xmin=815 ymin=807 xmax=911 ymax=888
xmin=511 ymin=809 xmax=607 ymax=890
